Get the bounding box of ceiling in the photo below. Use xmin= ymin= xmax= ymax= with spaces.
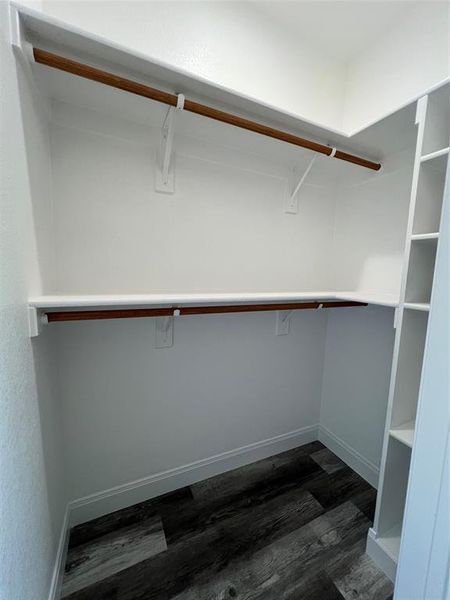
xmin=252 ymin=1 xmax=425 ymax=61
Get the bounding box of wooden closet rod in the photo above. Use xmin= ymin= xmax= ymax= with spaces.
xmin=33 ymin=48 xmax=381 ymax=172
xmin=45 ymin=301 xmax=366 ymax=322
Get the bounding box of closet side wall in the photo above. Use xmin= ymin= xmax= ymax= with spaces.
xmin=332 ymin=147 xmax=414 ymax=297
xmin=0 ymin=5 xmax=66 ymax=599
xmin=320 ymin=145 xmax=415 ymax=486
xmin=319 ymin=306 xmax=395 ymax=486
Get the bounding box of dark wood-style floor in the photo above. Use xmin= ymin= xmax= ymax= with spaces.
xmin=61 ymin=441 xmax=394 ymax=600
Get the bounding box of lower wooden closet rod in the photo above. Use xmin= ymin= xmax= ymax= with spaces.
xmin=45 ymin=301 xmax=366 ymax=322
xmin=32 ymin=48 xmax=381 ymax=172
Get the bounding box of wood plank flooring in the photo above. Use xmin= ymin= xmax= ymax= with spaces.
xmin=61 ymin=442 xmax=393 ymax=600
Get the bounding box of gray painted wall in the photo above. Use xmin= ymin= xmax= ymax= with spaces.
xmin=320 ymin=306 xmax=396 ymax=477
xmin=55 ymin=310 xmax=327 ymax=501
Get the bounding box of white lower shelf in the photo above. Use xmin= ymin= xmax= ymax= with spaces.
xmin=411 ymin=232 xmax=439 ymax=242
xmin=420 ymin=147 xmax=449 ymax=169
xmin=404 ymin=302 xmax=430 ymax=312
xmin=28 ymin=290 xmax=400 ymax=311
xmin=390 ymin=421 xmax=415 ymax=448
xmin=336 ymin=291 xmax=399 ymax=308
xmin=378 ymin=522 xmax=402 ymax=562
xmin=29 ymin=291 xmax=335 ymax=309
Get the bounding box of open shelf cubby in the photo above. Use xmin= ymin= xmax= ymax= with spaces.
xmin=377 ymin=522 xmax=403 ymax=563
xmin=413 ymin=155 xmax=448 ymax=235
xmin=389 ymin=421 xmax=415 ymax=448
xmin=391 ymin=309 xmax=428 ymax=430
xmin=421 ymin=86 xmax=450 ymax=157
xmin=404 ymin=238 xmax=437 ymax=304
xmin=377 ymin=437 xmax=412 ymax=561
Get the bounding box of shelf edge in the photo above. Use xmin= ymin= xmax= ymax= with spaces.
xmin=28 ymin=290 xmax=400 ymax=310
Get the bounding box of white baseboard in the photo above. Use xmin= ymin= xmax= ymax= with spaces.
xmin=48 ymin=505 xmax=70 ymax=600
xmin=318 ymin=425 xmax=379 ymax=488
xmin=69 ymin=424 xmax=319 ymax=526
xmin=366 ymin=527 xmax=397 ymax=583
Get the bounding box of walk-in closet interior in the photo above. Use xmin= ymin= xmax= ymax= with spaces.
xmin=2 ymin=2 xmax=449 ymax=599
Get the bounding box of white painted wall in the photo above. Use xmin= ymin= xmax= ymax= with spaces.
xmin=343 ymin=2 xmax=450 ymax=133
xmin=0 ymin=3 xmax=66 ymax=599
xmin=40 ymin=1 xmax=450 ymax=136
xmin=41 ymin=0 xmax=347 ymax=131
xmin=47 ymin=100 xmax=336 ymax=294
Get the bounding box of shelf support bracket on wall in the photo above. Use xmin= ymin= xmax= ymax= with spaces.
xmin=155 ymin=94 xmax=185 ymax=194
xmin=9 ymin=4 xmax=28 ymax=57
xmin=9 ymin=5 xmax=43 ymax=101
xmin=276 ymin=310 xmax=295 ymax=335
xmin=28 ymin=307 xmax=48 ymax=338
xmin=155 ymin=315 xmax=174 ymax=348
xmin=284 ymin=152 xmax=320 ymax=214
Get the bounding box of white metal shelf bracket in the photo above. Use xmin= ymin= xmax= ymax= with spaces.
xmin=9 ymin=5 xmax=50 ymax=119
xmin=276 ymin=310 xmax=295 ymax=335
xmin=155 ymin=93 xmax=185 ymax=194
xmin=9 ymin=4 xmax=25 ymax=54
xmin=285 ymin=153 xmax=319 ymax=214
xmin=155 ymin=315 xmax=174 ymax=348
xmin=9 ymin=5 xmax=35 ymax=66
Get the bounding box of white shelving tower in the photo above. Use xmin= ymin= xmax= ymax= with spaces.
xmin=367 ymin=86 xmax=450 ymax=581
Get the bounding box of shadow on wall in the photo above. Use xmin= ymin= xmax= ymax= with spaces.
xmin=15 ymin=52 xmax=55 ymax=294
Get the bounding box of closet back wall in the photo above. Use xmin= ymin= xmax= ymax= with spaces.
xmin=55 ymin=311 xmax=327 ymax=522
xmin=47 ymin=99 xmax=336 ymax=522
xmin=49 ymin=100 xmax=335 ymax=293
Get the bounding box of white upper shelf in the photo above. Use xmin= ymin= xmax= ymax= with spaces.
xmin=12 ymin=2 xmax=419 ymax=161
xmin=28 ymin=291 xmax=399 ymax=310
xmin=14 ymin=3 xmax=348 ymax=144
